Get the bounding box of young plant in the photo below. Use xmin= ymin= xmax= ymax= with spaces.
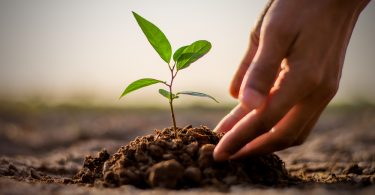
xmin=120 ymin=12 xmax=218 ymax=134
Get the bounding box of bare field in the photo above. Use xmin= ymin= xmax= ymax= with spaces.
xmin=0 ymin=102 xmax=374 ymax=194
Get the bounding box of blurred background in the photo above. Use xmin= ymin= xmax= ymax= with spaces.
xmin=0 ymin=0 xmax=374 ymax=107
xmin=0 ymin=3 xmax=374 ymax=188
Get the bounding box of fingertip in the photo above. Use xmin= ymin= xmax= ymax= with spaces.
xmin=213 ymin=117 xmax=229 ymax=133
xmin=213 ymin=146 xmax=230 ymax=162
xmin=229 ymin=75 xmax=242 ymax=99
xmin=213 ymin=104 xmax=249 ymax=134
xmin=212 ymin=126 xmax=221 ymax=133
xmin=213 ymin=124 xmax=226 ymax=133
xmin=229 ymin=86 xmax=239 ymax=99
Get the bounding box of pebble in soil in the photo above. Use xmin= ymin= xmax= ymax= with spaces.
xmin=73 ymin=125 xmax=290 ymax=189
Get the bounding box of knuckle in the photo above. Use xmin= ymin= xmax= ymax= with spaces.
xmin=297 ymin=64 xmax=339 ymax=100
xmin=249 ymin=65 xmax=278 ymax=93
xmin=310 ymin=78 xmax=339 ymax=100
xmin=304 ymin=71 xmax=322 ymax=90
xmin=320 ymin=80 xmax=339 ymax=99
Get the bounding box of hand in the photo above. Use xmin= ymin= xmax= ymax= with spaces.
xmin=213 ymin=0 xmax=370 ymax=161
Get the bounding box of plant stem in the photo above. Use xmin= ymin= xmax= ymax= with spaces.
xmin=169 ymin=92 xmax=177 ymax=129
xmin=168 ymin=63 xmax=177 ymax=134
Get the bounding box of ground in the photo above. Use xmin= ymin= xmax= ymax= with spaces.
xmin=0 ymin=101 xmax=374 ymax=194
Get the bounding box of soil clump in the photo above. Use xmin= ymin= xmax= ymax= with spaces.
xmin=72 ymin=125 xmax=290 ymax=189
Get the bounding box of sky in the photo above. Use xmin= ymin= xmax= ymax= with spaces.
xmin=0 ymin=0 xmax=374 ymax=106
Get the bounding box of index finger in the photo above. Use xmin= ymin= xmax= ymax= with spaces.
xmin=213 ymin=61 xmax=313 ymax=161
xmin=229 ymin=0 xmax=274 ymax=98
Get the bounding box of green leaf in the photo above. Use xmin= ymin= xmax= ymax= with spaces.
xmin=177 ymin=91 xmax=218 ymax=103
xmin=132 ymin=11 xmax=172 ymax=63
xmin=173 ymin=45 xmax=188 ymax=62
xmin=176 ymin=40 xmax=211 ymax=70
xmin=159 ymin=89 xmax=178 ymax=100
xmin=120 ymin=78 xmax=164 ymax=98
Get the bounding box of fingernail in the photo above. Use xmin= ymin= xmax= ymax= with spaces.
xmin=213 ymin=123 xmax=221 ymax=133
xmin=213 ymin=122 xmax=225 ymax=133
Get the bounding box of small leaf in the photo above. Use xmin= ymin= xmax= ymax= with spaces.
xmin=120 ymin=78 xmax=164 ymax=98
xmin=159 ymin=89 xmax=178 ymax=100
xmin=177 ymin=91 xmax=218 ymax=103
xmin=132 ymin=11 xmax=172 ymax=63
xmin=176 ymin=40 xmax=211 ymax=70
xmin=173 ymin=45 xmax=188 ymax=62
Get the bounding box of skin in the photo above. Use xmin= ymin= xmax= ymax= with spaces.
xmin=213 ymin=0 xmax=371 ymax=161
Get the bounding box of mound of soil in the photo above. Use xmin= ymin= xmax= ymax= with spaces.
xmin=72 ymin=125 xmax=291 ymax=189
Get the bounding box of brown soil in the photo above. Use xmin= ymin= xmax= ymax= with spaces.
xmin=0 ymin=103 xmax=374 ymax=194
xmin=71 ymin=126 xmax=290 ymax=189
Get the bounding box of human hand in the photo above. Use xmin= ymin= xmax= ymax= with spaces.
xmin=213 ymin=0 xmax=370 ymax=161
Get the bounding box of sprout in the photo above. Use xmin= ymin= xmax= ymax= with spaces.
xmin=120 ymin=12 xmax=218 ymax=135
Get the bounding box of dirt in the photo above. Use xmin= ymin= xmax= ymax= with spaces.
xmin=0 ymin=102 xmax=374 ymax=194
xmin=71 ymin=126 xmax=290 ymax=189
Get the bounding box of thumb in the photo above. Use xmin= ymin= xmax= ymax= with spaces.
xmin=239 ymin=23 xmax=295 ymax=111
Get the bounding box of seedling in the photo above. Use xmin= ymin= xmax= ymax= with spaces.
xmin=120 ymin=12 xmax=218 ymax=134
